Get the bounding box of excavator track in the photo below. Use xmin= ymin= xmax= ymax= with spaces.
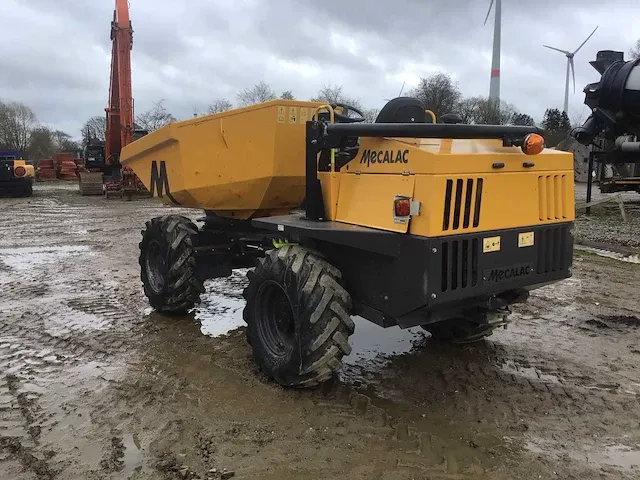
xmin=78 ymin=171 xmax=104 ymax=196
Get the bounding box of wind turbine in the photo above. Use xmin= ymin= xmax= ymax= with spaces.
xmin=484 ymin=0 xmax=502 ymax=103
xmin=543 ymin=26 xmax=598 ymax=114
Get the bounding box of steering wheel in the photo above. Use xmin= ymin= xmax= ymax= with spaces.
xmin=331 ymin=103 xmax=365 ymax=123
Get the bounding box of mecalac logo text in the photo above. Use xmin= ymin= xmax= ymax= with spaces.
xmin=483 ymin=264 xmax=533 ymax=285
xmin=360 ymin=149 xmax=409 ymax=167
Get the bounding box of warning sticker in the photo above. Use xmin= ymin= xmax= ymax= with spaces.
xmin=483 ymin=236 xmax=501 ymax=253
xmin=518 ymin=231 xmax=534 ymax=248
xmin=288 ymin=107 xmax=298 ymax=123
xmin=277 ymin=106 xmax=286 ymax=124
xmin=299 ymin=107 xmax=308 ymax=124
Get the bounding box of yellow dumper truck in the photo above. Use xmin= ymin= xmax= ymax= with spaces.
xmin=121 ymin=97 xmax=575 ymax=388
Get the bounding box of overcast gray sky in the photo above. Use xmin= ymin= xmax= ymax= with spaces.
xmin=1 ymin=0 xmax=638 ymax=139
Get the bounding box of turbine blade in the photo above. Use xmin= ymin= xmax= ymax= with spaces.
xmin=543 ymin=45 xmax=572 ymax=55
xmin=484 ymin=0 xmax=494 ymax=26
xmin=573 ymin=26 xmax=598 ymax=54
xmin=570 ymin=57 xmax=576 ymax=93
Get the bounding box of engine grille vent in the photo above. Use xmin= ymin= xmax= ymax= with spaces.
xmin=440 ymin=238 xmax=480 ymax=292
xmin=538 ymin=174 xmax=568 ymax=221
xmin=442 ymin=178 xmax=483 ymax=231
xmin=536 ymin=226 xmax=569 ymax=274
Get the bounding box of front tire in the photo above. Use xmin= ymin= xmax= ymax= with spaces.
xmin=243 ymin=245 xmax=354 ymax=388
xmin=139 ymin=215 xmax=205 ymax=314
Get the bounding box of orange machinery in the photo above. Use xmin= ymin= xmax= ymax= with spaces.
xmin=79 ymin=0 xmax=148 ymax=198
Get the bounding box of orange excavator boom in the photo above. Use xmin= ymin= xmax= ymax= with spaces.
xmin=105 ymin=0 xmax=134 ymax=164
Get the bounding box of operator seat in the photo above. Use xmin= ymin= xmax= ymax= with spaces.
xmin=375 ymin=97 xmax=428 ymax=123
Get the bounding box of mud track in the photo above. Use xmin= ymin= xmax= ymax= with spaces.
xmin=1 ymin=182 xmax=639 ymax=479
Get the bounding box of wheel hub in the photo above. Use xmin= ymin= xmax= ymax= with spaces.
xmin=145 ymin=239 xmax=167 ymax=294
xmin=256 ymin=281 xmax=296 ymax=358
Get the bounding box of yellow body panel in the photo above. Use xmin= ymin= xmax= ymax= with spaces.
xmin=335 ymin=174 xmax=415 ymax=233
xmin=318 ymin=172 xmax=341 ymax=221
xmin=340 ymin=137 xmax=574 ymax=236
xmin=121 ymin=99 xmax=323 ymax=219
xmin=121 ymin=100 xmax=574 ymax=236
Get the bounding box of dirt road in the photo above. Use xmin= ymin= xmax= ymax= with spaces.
xmin=1 ymin=182 xmax=639 ymax=479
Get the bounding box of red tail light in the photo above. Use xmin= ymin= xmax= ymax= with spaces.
xmin=14 ymin=166 xmax=26 ymax=177
xmin=394 ymin=197 xmax=410 ymax=217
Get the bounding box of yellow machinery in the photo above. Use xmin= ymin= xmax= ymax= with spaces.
xmin=0 ymin=151 xmax=34 ymax=197
xmin=121 ymin=97 xmax=575 ymax=388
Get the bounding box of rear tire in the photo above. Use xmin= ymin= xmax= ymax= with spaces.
xmin=243 ymin=245 xmax=354 ymax=388
xmin=139 ymin=215 xmax=205 ymax=314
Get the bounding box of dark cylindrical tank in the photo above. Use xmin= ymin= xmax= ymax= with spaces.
xmin=572 ymin=50 xmax=640 ymax=144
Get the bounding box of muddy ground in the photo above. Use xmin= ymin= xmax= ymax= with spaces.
xmin=1 ymin=182 xmax=639 ymax=480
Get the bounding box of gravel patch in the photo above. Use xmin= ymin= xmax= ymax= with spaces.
xmin=574 ymin=183 xmax=640 ymax=249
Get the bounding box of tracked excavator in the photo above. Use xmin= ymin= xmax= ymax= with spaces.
xmin=121 ymin=97 xmax=575 ymax=388
xmin=78 ymin=0 xmax=148 ymax=198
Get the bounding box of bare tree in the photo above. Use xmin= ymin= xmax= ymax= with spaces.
xmin=237 ymin=81 xmax=277 ymax=106
xmin=81 ymin=116 xmax=106 ymax=144
xmin=135 ymin=99 xmax=176 ymax=132
xmin=311 ymin=84 xmax=363 ymax=110
xmin=570 ymin=110 xmax=586 ymax=129
xmin=456 ymin=97 xmax=479 ymax=124
xmin=26 ymin=127 xmax=78 ymax=159
xmin=27 ymin=127 xmax=56 ymax=159
xmin=470 ymin=97 xmax=516 ymax=125
xmin=0 ymin=101 xmax=38 ymax=153
xmin=208 ymin=98 xmax=233 ymax=114
xmin=362 ymin=108 xmax=379 ymax=123
xmin=280 ymin=90 xmax=295 ymax=100
xmin=630 ymin=38 xmax=640 ymax=60
xmin=52 ymin=130 xmax=78 ymax=151
xmin=311 ymin=84 xmax=367 ymax=122
xmin=408 ymin=73 xmax=462 ymax=119
xmin=450 ymin=96 xmax=517 ymax=125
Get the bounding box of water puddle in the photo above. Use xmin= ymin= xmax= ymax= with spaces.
xmin=0 ymin=245 xmax=92 ymax=271
xmin=193 ymin=277 xmax=428 ymax=370
xmin=122 ymin=432 xmax=143 ymax=476
xmin=526 ymin=437 xmax=640 ymax=471
xmin=194 ymin=274 xmax=248 ymax=337
xmin=197 ymin=295 xmax=245 ymax=338
xmin=343 ymin=317 xmax=426 ymax=366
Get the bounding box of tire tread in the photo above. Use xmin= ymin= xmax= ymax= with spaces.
xmin=243 ymin=245 xmax=353 ymax=388
xmin=139 ymin=215 xmax=204 ymax=314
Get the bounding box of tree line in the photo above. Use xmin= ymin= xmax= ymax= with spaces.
xmin=205 ymin=74 xmax=574 ymax=147
xmin=0 ymin=100 xmax=79 ymax=159
xmin=4 ymin=35 xmax=639 ymax=159
xmin=0 ymin=76 xmax=576 ymax=161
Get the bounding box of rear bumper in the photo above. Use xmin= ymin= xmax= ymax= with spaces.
xmin=428 ymin=223 xmax=572 ymax=305
xmin=252 ymin=214 xmax=574 ymax=327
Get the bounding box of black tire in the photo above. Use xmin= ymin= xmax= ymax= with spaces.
xmin=243 ymin=245 xmax=354 ymax=388
xmin=139 ymin=215 xmax=205 ymax=314
xmin=421 ymin=317 xmax=498 ymax=344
